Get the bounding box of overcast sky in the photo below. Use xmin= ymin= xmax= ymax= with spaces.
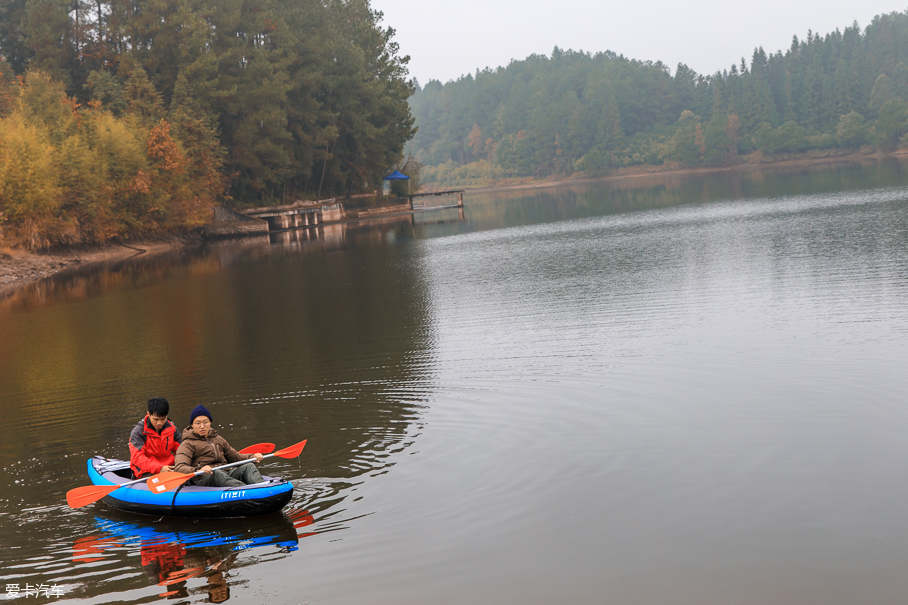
xmin=371 ymin=0 xmax=908 ymax=85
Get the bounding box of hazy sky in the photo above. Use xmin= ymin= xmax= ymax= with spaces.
xmin=371 ymin=0 xmax=907 ymax=85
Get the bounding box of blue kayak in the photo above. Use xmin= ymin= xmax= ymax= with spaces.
xmin=86 ymin=457 xmax=294 ymax=518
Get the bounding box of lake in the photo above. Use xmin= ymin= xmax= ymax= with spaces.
xmin=1 ymin=157 xmax=908 ymax=604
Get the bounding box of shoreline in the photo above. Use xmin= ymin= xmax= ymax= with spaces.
xmin=2 ymin=151 xmax=903 ymax=298
xmin=453 ymin=150 xmax=902 ymax=195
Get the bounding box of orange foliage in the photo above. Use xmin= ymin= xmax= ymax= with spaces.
xmin=695 ymin=123 xmax=706 ymax=155
xmin=485 ymin=137 xmax=495 ymax=160
xmin=468 ymin=124 xmax=483 ymax=158
xmin=131 ymin=170 xmax=152 ymax=194
xmin=0 ymin=72 xmax=224 ymax=248
xmin=147 ymin=120 xmax=188 ymax=173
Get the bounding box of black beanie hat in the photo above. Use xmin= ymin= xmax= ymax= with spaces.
xmin=189 ymin=404 xmax=212 ymax=425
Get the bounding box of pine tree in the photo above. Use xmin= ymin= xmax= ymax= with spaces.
xmin=22 ymin=0 xmax=74 ymax=87
xmin=0 ymin=0 xmax=31 ymax=74
xmin=124 ymin=65 xmax=163 ymax=125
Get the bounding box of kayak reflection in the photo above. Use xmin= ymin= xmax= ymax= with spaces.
xmin=72 ymin=507 xmax=314 ymax=601
xmin=144 ymin=543 xmax=235 ymax=602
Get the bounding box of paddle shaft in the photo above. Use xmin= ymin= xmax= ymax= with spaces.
xmin=106 ymin=475 xmax=149 ymax=490
xmin=106 ymin=444 xmax=266 ymax=483
xmin=182 ymin=439 xmax=303 ymax=477
xmin=112 ymin=445 xmax=267 ymax=485
xmin=85 ymin=457 xmax=260 ymax=494
xmin=183 ymin=452 xmax=273 ymax=478
xmin=146 ymin=440 xmax=304 ymax=493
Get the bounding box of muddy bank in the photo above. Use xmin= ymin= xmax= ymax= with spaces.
xmin=0 ymin=240 xmax=187 ymax=300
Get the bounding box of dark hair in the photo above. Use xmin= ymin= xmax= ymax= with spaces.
xmin=147 ymin=397 xmax=170 ymax=417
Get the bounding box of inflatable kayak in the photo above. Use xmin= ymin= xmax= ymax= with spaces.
xmin=86 ymin=457 xmax=294 ymax=518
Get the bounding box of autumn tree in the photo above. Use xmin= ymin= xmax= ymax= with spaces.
xmin=468 ymin=124 xmax=483 ymax=159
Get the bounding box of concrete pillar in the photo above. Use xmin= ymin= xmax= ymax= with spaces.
xmin=457 ymin=192 xmax=464 ymax=207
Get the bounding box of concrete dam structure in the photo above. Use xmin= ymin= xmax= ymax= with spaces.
xmin=242 ymin=200 xmax=344 ymax=230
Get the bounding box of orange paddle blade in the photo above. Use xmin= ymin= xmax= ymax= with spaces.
xmin=239 ymin=443 xmax=275 ymax=455
xmin=274 ymin=439 xmax=307 ymax=458
xmin=159 ymin=567 xmax=204 ymax=585
xmin=146 ymin=471 xmax=194 ymax=494
xmin=66 ymin=484 xmax=120 ymax=509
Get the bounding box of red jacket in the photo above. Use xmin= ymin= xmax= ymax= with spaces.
xmin=129 ymin=416 xmax=182 ymax=478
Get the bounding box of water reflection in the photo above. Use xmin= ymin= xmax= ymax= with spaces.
xmin=67 ymin=508 xmax=311 ymax=602
xmin=269 ymin=223 xmax=347 ymax=247
xmin=424 ymin=155 xmax=908 ymax=237
xmin=0 ymin=208 xmax=470 ymax=313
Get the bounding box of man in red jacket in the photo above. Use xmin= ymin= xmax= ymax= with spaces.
xmin=129 ymin=397 xmax=183 ymax=479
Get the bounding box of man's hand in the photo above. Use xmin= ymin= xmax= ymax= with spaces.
xmin=161 ymin=465 xmax=174 ymax=473
xmin=252 ymin=453 xmax=264 ymax=463
xmin=201 ymin=465 xmax=213 ymax=474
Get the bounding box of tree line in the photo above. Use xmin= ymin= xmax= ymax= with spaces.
xmin=0 ymin=0 xmax=414 ymax=248
xmin=409 ymin=10 xmax=908 ymax=187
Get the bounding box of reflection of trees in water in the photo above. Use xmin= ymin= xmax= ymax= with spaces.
xmin=201 ymin=223 xmax=436 ymax=481
xmin=0 ymin=231 xmax=343 ymax=312
xmin=0 ymin=216 xmax=437 ymax=470
xmin=0 ymin=214 xmax=444 ymax=312
xmin=0 ymin=247 xmax=211 ymax=312
xmin=460 ymin=156 xmax=908 ymax=231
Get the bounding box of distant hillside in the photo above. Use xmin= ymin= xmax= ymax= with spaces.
xmin=409 ymin=11 xmax=908 ymax=187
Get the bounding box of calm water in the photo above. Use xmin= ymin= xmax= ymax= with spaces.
xmin=2 ymin=158 xmax=908 ymax=604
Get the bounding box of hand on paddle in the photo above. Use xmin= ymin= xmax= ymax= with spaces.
xmin=147 ymin=440 xmax=305 ymax=494
xmin=198 ymin=452 xmax=263 ymax=474
xmin=66 ymin=440 xmax=302 ymax=509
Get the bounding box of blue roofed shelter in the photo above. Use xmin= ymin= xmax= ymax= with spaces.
xmin=383 ymin=170 xmax=410 ymax=195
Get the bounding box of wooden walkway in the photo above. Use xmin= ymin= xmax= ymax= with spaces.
xmin=407 ymin=189 xmax=465 ymax=210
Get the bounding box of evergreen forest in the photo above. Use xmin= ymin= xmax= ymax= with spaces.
xmin=0 ymin=0 xmax=414 ymax=248
xmin=409 ymin=10 xmax=908 ymax=188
